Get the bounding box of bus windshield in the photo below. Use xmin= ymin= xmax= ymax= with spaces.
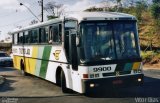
xmin=80 ymin=21 xmax=140 ymax=62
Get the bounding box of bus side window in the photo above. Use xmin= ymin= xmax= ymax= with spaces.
xmin=39 ymin=27 xmax=49 ymax=43
xmin=28 ymin=30 xmax=32 ymax=43
xmin=45 ymin=27 xmax=49 ymax=42
xmin=53 ymin=24 xmax=59 ymax=43
xmin=18 ymin=32 xmax=23 ymax=44
xmin=12 ymin=34 xmax=14 ymax=44
xmin=59 ymin=24 xmax=62 ymax=42
xmin=17 ymin=33 xmax=19 ymax=44
xmin=20 ymin=32 xmax=23 ymax=44
xmin=30 ymin=29 xmax=38 ymax=43
xmin=49 ymin=24 xmax=62 ymax=44
xmin=24 ymin=31 xmax=29 ymax=44
xmin=13 ymin=33 xmax=18 ymax=44
xmin=49 ymin=26 xmax=53 ymax=43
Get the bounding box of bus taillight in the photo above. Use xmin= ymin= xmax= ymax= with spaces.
xmin=83 ymin=74 xmax=88 ymax=78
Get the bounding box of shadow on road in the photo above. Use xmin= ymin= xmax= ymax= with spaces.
xmin=85 ymin=76 xmax=160 ymax=98
xmin=0 ymin=67 xmax=15 ymax=72
xmin=0 ymin=79 xmax=16 ymax=92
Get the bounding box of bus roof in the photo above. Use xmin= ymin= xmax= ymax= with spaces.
xmin=12 ymin=12 xmax=136 ymax=34
xmin=12 ymin=18 xmax=63 ymax=34
xmin=66 ymin=12 xmax=136 ymax=22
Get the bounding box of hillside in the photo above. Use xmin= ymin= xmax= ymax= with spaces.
xmin=138 ymin=11 xmax=160 ymax=68
xmin=139 ymin=11 xmax=160 ymax=49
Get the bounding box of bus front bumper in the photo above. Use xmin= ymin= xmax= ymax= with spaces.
xmin=82 ymin=74 xmax=144 ymax=93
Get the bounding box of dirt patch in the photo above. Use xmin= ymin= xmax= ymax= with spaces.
xmin=143 ymin=62 xmax=160 ymax=70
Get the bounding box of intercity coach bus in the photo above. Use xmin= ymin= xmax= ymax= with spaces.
xmin=12 ymin=12 xmax=143 ymax=93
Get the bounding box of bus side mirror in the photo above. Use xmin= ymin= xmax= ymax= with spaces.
xmin=69 ymin=32 xmax=78 ymax=70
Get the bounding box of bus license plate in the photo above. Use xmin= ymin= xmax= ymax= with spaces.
xmin=112 ymin=80 xmax=123 ymax=85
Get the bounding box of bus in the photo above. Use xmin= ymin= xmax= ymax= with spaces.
xmin=12 ymin=12 xmax=144 ymax=93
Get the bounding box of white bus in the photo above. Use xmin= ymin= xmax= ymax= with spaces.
xmin=12 ymin=12 xmax=144 ymax=93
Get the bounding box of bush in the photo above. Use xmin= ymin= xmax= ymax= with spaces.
xmin=141 ymin=51 xmax=160 ymax=64
xmin=157 ymin=52 xmax=160 ymax=59
xmin=141 ymin=51 xmax=155 ymax=63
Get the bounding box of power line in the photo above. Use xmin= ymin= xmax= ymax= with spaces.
xmin=20 ymin=3 xmax=41 ymax=22
xmin=18 ymin=0 xmax=44 ymax=22
xmin=0 ymin=16 xmax=36 ymax=28
xmin=0 ymin=0 xmax=57 ymax=28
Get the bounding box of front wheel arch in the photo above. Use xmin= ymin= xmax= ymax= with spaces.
xmin=55 ymin=67 xmax=70 ymax=93
xmin=20 ymin=59 xmax=26 ymax=76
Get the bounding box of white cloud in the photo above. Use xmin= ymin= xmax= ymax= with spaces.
xmin=64 ymin=0 xmax=117 ymax=13
xmin=0 ymin=0 xmax=28 ymax=11
xmin=0 ymin=0 xmax=19 ymax=9
xmin=95 ymin=1 xmax=116 ymax=8
xmin=65 ymin=0 xmax=96 ymax=12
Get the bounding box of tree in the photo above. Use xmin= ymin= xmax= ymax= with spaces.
xmin=135 ymin=0 xmax=148 ymax=21
xmin=44 ymin=1 xmax=64 ymax=20
xmin=150 ymin=3 xmax=160 ymax=19
xmin=116 ymin=0 xmax=122 ymax=11
xmin=116 ymin=0 xmax=121 ymax=6
xmin=0 ymin=40 xmax=4 ymax=43
xmin=16 ymin=25 xmax=22 ymax=29
xmin=150 ymin=1 xmax=160 ymax=26
xmin=152 ymin=0 xmax=160 ymax=3
xmin=47 ymin=15 xmax=59 ymax=20
xmin=29 ymin=19 xmax=38 ymax=25
xmin=85 ymin=6 xmax=103 ymax=12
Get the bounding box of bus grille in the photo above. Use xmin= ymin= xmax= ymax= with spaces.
xmin=103 ymin=71 xmax=131 ymax=77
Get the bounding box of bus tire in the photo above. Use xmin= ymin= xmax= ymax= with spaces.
xmin=20 ymin=60 xmax=27 ymax=76
xmin=61 ymin=70 xmax=70 ymax=93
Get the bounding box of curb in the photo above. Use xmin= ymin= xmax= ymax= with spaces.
xmin=0 ymin=75 xmax=5 ymax=85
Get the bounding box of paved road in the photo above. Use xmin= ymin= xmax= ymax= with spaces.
xmin=0 ymin=67 xmax=160 ymax=103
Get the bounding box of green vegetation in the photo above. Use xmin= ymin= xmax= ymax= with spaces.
xmin=141 ymin=51 xmax=160 ymax=64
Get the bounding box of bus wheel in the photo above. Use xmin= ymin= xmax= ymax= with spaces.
xmin=20 ymin=60 xmax=26 ymax=76
xmin=61 ymin=70 xmax=70 ymax=93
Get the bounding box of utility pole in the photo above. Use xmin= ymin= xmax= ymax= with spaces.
xmin=41 ymin=0 xmax=44 ymax=22
xmin=38 ymin=0 xmax=44 ymax=22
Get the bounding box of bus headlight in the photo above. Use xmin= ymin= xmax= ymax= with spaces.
xmin=138 ymin=78 xmax=142 ymax=82
xmin=90 ymin=83 xmax=95 ymax=88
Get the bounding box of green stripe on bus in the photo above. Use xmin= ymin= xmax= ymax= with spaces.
xmin=35 ymin=46 xmax=44 ymax=76
xmin=39 ymin=46 xmax=52 ymax=78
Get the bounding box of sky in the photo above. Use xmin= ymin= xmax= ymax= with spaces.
xmin=0 ymin=0 xmax=152 ymax=41
xmin=0 ymin=0 xmax=103 ymax=41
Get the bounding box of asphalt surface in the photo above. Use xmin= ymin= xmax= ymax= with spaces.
xmin=0 ymin=67 xmax=160 ymax=103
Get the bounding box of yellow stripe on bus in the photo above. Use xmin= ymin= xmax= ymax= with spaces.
xmin=132 ymin=62 xmax=141 ymax=70
xmin=13 ymin=56 xmax=24 ymax=70
xmin=26 ymin=46 xmax=38 ymax=75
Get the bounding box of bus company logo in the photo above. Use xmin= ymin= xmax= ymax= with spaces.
xmin=93 ymin=66 xmax=112 ymax=72
xmin=53 ymin=50 xmax=61 ymax=60
xmin=116 ymin=71 xmax=120 ymax=76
